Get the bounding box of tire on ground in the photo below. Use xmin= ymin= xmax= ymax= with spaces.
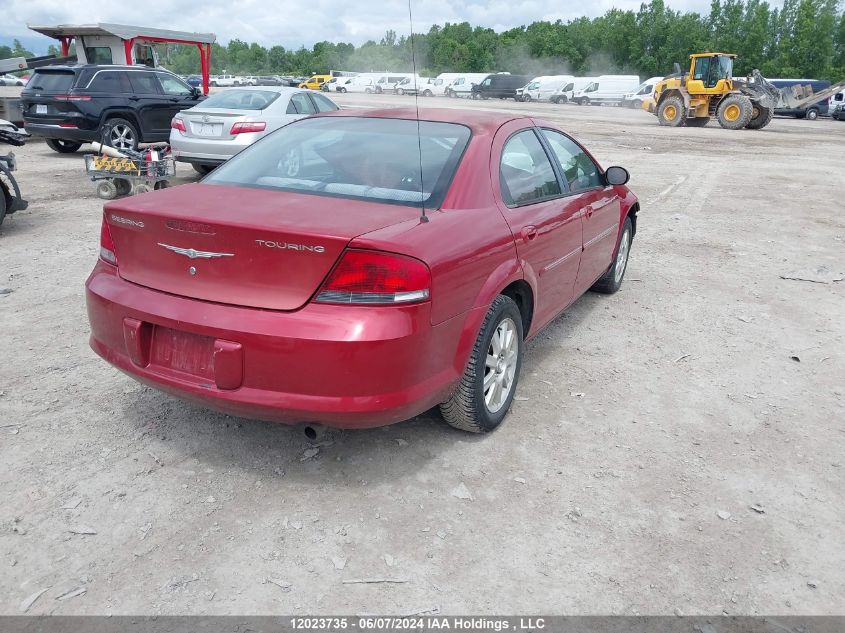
xmin=591 ymin=216 xmax=634 ymax=295
xmin=46 ymin=139 xmax=82 ymax=153
xmin=716 ymin=94 xmax=754 ymax=130
xmin=745 ymin=104 xmax=773 ymax=130
xmin=96 ymin=180 xmax=118 ymax=200
xmin=657 ymin=95 xmax=686 ymax=127
xmin=192 ymin=164 xmax=214 ymax=175
xmin=440 ymin=295 xmax=524 ymax=434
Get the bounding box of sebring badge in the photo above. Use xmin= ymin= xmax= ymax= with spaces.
xmin=158 ymin=243 xmax=234 ymax=259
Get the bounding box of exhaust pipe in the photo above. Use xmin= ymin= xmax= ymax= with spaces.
xmin=303 ymin=424 xmax=326 ymax=442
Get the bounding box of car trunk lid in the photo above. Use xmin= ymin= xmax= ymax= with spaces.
xmin=104 ymin=183 xmax=415 ymax=311
xmin=179 ymin=108 xmax=260 ymax=139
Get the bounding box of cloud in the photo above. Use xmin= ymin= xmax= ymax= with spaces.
xmin=1 ymin=0 xmax=732 ymax=53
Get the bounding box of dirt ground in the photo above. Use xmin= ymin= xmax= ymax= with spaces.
xmin=1 ymin=92 xmax=843 ymax=616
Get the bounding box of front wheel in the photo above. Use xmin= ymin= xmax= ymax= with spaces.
xmin=717 ymin=94 xmax=753 ymax=130
xmin=396 ymin=88 xmax=404 ymax=96
xmin=46 ymin=139 xmax=82 ymax=153
xmin=422 ymin=89 xmax=432 ymax=97
xmin=440 ymin=295 xmax=524 ymax=433
xmin=806 ymin=108 xmax=819 ymax=121
xmin=591 ymin=216 xmax=633 ymax=294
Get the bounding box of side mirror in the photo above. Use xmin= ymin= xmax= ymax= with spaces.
xmin=605 ymin=166 xmax=630 ymax=186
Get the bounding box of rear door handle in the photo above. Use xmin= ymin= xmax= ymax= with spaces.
xmin=521 ymin=225 xmax=538 ymax=241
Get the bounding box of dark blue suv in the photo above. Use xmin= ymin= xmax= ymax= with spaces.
xmin=22 ymin=65 xmax=203 ymax=153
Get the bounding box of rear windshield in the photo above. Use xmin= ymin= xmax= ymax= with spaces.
xmin=26 ymin=70 xmax=75 ymax=92
xmin=206 ymin=116 xmax=471 ymax=208
xmin=199 ymin=89 xmax=280 ymax=110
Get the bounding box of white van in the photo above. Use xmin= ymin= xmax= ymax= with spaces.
xmin=393 ymin=74 xmax=425 ymax=95
xmin=343 ymin=74 xmax=381 ymax=94
xmin=550 ymin=77 xmax=596 ymax=104
xmin=516 ymin=75 xmax=574 ymax=102
xmin=621 ymin=76 xmax=664 ymax=108
xmin=446 ymin=73 xmax=493 ymax=98
xmin=573 ymin=75 xmax=641 ymax=106
xmin=374 ymin=73 xmax=416 ymax=94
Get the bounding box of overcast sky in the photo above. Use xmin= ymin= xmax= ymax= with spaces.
xmin=1 ymin=0 xmax=774 ymax=54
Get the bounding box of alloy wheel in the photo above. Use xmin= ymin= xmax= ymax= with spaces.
xmin=109 ymin=124 xmax=136 ymax=151
xmin=484 ymin=317 xmax=519 ymax=414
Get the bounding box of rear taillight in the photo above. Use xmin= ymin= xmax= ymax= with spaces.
xmin=58 ymin=123 xmax=78 ymax=128
xmin=230 ymin=121 xmax=266 ymax=134
xmin=171 ymin=117 xmax=186 ymax=133
xmin=316 ymin=250 xmax=430 ymax=305
xmin=99 ymin=217 xmax=118 ymax=266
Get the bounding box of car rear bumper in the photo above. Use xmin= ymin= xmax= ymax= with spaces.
xmin=23 ymin=122 xmax=96 ymax=142
xmin=169 ymin=132 xmax=254 ymax=164
xmin=85 ymin=261 xmax=470 ymax=428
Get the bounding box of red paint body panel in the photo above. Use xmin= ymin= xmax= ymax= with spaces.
xmin=85 ymin=108 xmax=639 ymax=427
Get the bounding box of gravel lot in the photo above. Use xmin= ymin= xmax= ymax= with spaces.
xmin=1 ymin=93 xmax=843 ymax=616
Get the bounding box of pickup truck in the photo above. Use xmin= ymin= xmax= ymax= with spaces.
xmin=210 ymin=74 xmax=237 ymax=87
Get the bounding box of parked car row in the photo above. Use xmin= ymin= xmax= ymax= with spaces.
xmin=20 ymin=64 xmax=340 ymax=159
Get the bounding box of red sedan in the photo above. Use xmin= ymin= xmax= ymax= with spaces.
xmin=86 ymin=108 xmax=639 ymax=433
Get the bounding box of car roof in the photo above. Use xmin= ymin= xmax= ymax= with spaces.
xmin=32 ymin=64 xmax=179 ymax=73
xmin=323 ymin=107 xmax=528 ymax=134
xmin=211 ymin=86 xmax=310 ymax=95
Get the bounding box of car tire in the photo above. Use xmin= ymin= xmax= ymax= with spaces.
xmin=105 ymin=118 xmax=139 ymax=151
xmin=523 ymin=94 xmax=532 ymax=102
xmin=96 ymin=180 xmax=118 ymax=200
xmin=440 ymin=295 xmax=524 ymax=434
xmin=806 ymin=108 xmax=819 ymax=120
xmin=192 ymin=164 xmax=214 ymax=176
xmin=0 ymin=185 xmax=7 ymax=227
xmin=365 ymin=87 xmax=373 ymax=94
xmin=210 ymin=81 xmax=218 ymax=87
xmin=423 ymin=89 xmax=432 ymax=97
xmin=45 ymin=139 xmax=82 ymax=153
xmin=591 ymin=216 xmax=633 ymax=294
xmin=339 ymin=87 xmax=346 ymax=93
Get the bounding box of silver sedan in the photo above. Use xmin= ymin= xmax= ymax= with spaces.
xmin=169 ymin=87 xmax=339 ymax=175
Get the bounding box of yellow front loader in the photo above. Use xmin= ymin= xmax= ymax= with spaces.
xmin=646 ymin=52 xmax=845 ymax=130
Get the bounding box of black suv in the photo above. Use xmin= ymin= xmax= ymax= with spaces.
xmin=22 ymin=65 xmax=203 ymax=153
xmin=471 ymin=74 xmax=532 ymax=100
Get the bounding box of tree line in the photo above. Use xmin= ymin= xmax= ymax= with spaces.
xmin=4 ymin=0 xmax=845 ymax=81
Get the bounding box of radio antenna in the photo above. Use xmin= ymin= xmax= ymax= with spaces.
xmin=407 ymin=0 xmax=428 ymax=223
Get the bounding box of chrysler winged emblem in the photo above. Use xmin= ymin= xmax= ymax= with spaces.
xmin=158 ymin=243 xmax=234 ymax=259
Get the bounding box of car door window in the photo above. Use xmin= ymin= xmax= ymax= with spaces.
xmin=288 ymin=93 xmax=316 ymax=115
xmin=156 ymin=72 xmax=192 ymax=96
xmin=499 ymin=130 xmax=561 ymax=206
xmin=128 ymin=71 xmax=161 ymax=95
xmin=88 ymin=71 xmax=132 ymax=93
xmin=311 ymin=93 xmax=339 ymax=112
xmin=541 ymin=130 xmax=602 ymax=193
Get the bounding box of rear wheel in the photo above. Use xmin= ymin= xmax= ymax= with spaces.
xmin=657 ymin=95 xmax=686 ymax=127
xmin=745 ymin=104 xmax=773 ymax=130
xmin=717 ymin=94 xmax=753 ymax=130
xmin=396 ymin=88 xmax=404 ymax=96
xmin=806 ymin=107 xmax=819 ymax=121
xmin=0 ymin=185 xmax=7 ymax=227
xmin=579 ymin=97 xmax=590 ymax=106
xmin=440 ymin=295 xmax=524 ymax=433
xmin=45 ymin=139 xmax=82 ymax=153
xmin=192 ymin=164 xmax=214 ymax=176
xmin=422 ymin=89 xmax=432 ymax=97
xmin=105 ymin=118 xmax=139 ymax=151
xmin=591 ymin=216 xmax=633 ymax=294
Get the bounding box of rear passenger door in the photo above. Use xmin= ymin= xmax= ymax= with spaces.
xmin=492 ymin=123 xmax=584 ymax=331
xmin=156 ymin=72 xmax=200 ymax=121
xmin=126 ymin=70 xmax=170 ymax=139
